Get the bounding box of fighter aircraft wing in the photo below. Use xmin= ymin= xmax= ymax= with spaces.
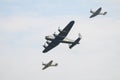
xmin=42 ymin=66 xmax=49 ymax=70
xmin=42 ymin=60 xmax=53 ymax=70
xmin=42 ymin=21 xmax=75 ymax=53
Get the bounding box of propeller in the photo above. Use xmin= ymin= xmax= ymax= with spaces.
xmin=53 ymin=32 xmax=57 ymax=37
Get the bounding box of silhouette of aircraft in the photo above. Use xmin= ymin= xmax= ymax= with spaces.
xmin=42 ymin=21 xmax=82 ymax=53
xmin=90 ymin=7 xmax=107 ymax=18
xmin=42 ymin=60 xmax=58 ymax=70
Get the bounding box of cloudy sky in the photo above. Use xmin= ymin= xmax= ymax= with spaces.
xmin=0 ymin=0 xmax=120 ymax=80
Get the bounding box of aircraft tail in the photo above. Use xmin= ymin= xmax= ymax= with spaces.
xmin=51 ymin=63 xmax=58 ymax=66
xmin=69 ymin=33 xmax=82 ymax=49
xmin=55 ymin=63 xmax=58 ymax=66
xmin=103 ymin=12 xmax=107 ymax=15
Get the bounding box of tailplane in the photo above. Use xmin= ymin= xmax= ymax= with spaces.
xmin=69 ymin=33 xmax=82 ymax=49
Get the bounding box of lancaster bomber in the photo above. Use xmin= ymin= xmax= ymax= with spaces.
xmin=42 ymin=21 xmax=82 ymax=53
xmin=90 ymin=7 xmax=107 ymax=18
xmin=42 ymin=60 xmax=58 ymax=70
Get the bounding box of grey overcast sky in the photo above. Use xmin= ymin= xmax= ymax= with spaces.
xmin=0 ymin=0 xmax=120 ymax=80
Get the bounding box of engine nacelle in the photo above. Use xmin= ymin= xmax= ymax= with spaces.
xmin=53 ymin=33 xmax=57 ymax=37
xmin=46 ymin=41 xmax=50 ymax=44
xmin=43 ymin=44 xmax=47 ymax=48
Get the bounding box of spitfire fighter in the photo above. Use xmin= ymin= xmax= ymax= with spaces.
xmin=42 ymin=60 xmax=58 ymax=70
xmin=90 ymin=7 xmax=107 ymax=18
